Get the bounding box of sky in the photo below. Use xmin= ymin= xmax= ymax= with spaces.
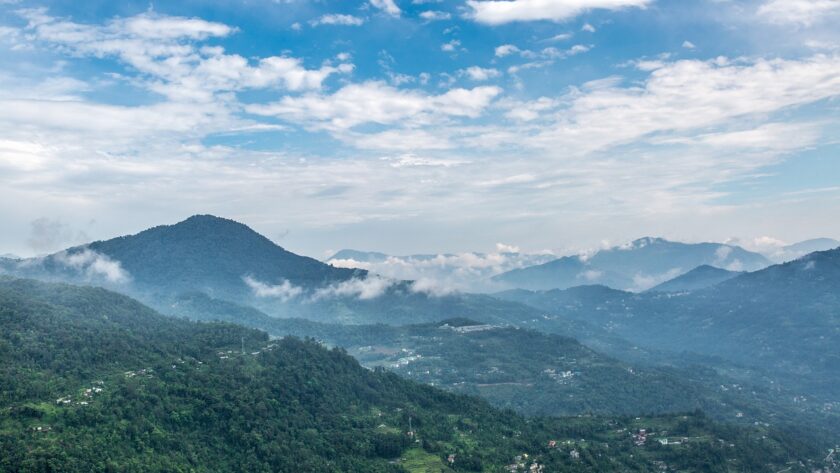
xmin=0 ymin=0 xmax=838 ymax=259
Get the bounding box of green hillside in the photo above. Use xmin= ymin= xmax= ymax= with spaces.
xmin=0 ymin=278 xmax=830 ymax=472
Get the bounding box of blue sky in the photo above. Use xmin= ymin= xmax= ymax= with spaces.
xmin=0 ymin=0 xmax=838 ymax=259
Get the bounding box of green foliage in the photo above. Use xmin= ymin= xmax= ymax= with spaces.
xmin=1 ymin=278 xmax=831 ymax=472
xmin=497 ymin=249 xmax=840 ymax=404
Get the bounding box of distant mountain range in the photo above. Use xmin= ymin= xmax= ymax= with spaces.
xmin=648 ymin=265 xmax=743 ymax=293
xmin=0 ymin=215 xmax=548 ymax=326
xmin=4 ymin=277 xmax=826 ymax=472
xmin=326 ymin=248 xmax=556 ymax=293
xmin=766 ymin=238 xmax=840 ymax=263
xmin=493 ymin=237 xmax=771 ymax=291
xmin=3 ymin=216 xmax=840 ymax=453
xmin=496 ymin=248 xmax=840 ymax=401
xmin=2 ymin=218 xmax=838 ymax=392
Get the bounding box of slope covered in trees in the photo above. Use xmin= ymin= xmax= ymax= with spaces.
xmin=495 ymin=249 xmax=840 ymax=402
xmin=0 ymin=278 xmax=830 ymax=472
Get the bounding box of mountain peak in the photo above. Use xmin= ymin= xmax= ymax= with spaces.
xmin=626 ymin=237 xmax=669 ymax=249
xmin=84 ymin=215 xmax=362 ymax=298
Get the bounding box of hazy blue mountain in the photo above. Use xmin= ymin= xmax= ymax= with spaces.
xmin=2 ymin=215 xmax=364 ymax=301
xmin=88 ymin=214 xmax=364 ymax=297
xmin=1 ymin=216 xmax=560 ymax=327
xmin=648 ymin=265 xmax=744 ymax=293
xmin=326 ymin=248 xmax=556 ymax=293
xmin=6 ymin=277 xmax=824 ymax=472
xmin=328 ymin=249 xmax=392 ymax=263
xmin=766 ymin=238 xmax=840 ymax=262
xmin=496 ymin=249 xmax=840 ymax=401
xmin=493 ymin=237 xmax=772 ymax=291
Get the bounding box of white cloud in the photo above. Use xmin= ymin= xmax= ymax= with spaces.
xmin=310 ymin=14 xmax=366 ymax=26
xmin=503 ymin=97 xmax=560 ymax=121
xmin=326 ymin=249 xmax=555 ymax=292
xmin=529 ymin=55 xmax=840 ymax=154
xmin=495 ymin=44 xmax=521 ymax=57
xmin=495 ymin=242 xmax=521 ymax=253
xmin=546 ymin=32 xmax=573 ymax=41
xmin=18 ymin=10 xmax=351 ymax=101
xmin=409 ymin=277 xmax=458 ymax=296
xmin=370 ymin=0 xmax=402 ymax=16
xmin=581 ymin=22 xmax=596 ymax=32
xmin=328 ymin=258 xmax=374 ymax=270
xmin=244 ymin=276 xmax=304 ymax=301
xmin=757 ymin=0 xmax=840 ymax=26
xmin=466 ymin=0 xmax=652 ymax=25
xmin=462 ymin=66 xmax=501 ymax=81
xmin=246 ymin=81 xmax=502 ymax=132
xmin=314 ymin=275 xmax=394 ymax=300
xmin=53 ymin=249 xmax=131 ymax=283
xmin=682 ymin=40 xmax=696 ymax=49
xmin=385 ymin=154 xmax=470 ymax=167
xmin=2 ymin=9 xmax=840 ymax=262
xmin=441 ymin=39 xmax=461 ymax=52
xmin=567 ymin=44 xmax=591 ymax=55
xmin=420 ymin=10 xmax=451 ymax=20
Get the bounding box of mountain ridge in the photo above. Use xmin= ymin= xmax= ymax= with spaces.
xmin=493 ymin=237 xmax=771 ymax=291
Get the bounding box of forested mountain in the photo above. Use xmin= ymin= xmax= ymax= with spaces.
xmin=5 ymin=215 xmax=363 ymax=299
xmin=160 ymin=292 xmax=840 ymax=439
xmin=648 ymin=265 xmax=743 ymax=293
xmin=493 ymin=237 xmax=770 ymax=291
xmin=0 ymin=277 xmax=832 ymax=473
xmin=0 ymin=216 xmax=553 ymax=326
xmin=495 ymin=249 xmax=840 ymax=402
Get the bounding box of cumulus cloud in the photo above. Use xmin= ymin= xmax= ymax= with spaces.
xmin=466 ymin=0 xmax=652 ymax=25
xmin=326 ymin=249 xmax=555 ymax=292
xmin=314 ymin=275 xmax=395 ymax=300
xmin=420 ymin=10 xmax=451 ymax=20
xmin=244 ymin=276 xmax=304 ymax=301
xmin=53 ymin=249 xmax=131 ymax=283
xmin=527 ymin=55 xmax=840 ymax=154
xmin=17 ymin=9 xmax=351 ymax=101
xmin=757 ymin=0 xmax=840 ymax=26
xmin=2 ymin=8 xmax=840 ymax=261
xmin=495 ymin=44 xmax=521 ymax=57
xmin=409 ymin=277 xmax=458 ymax=296
xmin=370 ymin=0 xmax=402 ymax=16
xmin=495 ymin=242 xmax=521 ymax=253
xmin=461 ymin=66 xmax=501 ymax=81
xmin=441 ymin=39 xmax=461 ymax=52
xmin=494 ymin=43 xmax=591 ymax=74
xmin=246 ymin=81 xmax=502 ymax=132
xmin=310 ymin=14 xmax=366 ymax=26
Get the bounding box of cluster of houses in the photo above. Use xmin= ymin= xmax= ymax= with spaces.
xmin=505 ymin=454 xmax=544 ymax=472
xmin=55 ymin=381 xmax=105 ymax=407
xmin=389 ymin=349 xmax=422 ymax=368
xmin=439 ymin=323 xmax=498 ymax=334
xmin=123 ymin=368 xmax=153 ymax=378
xmin=631 ymin=428 xmax=690 ymax=447
xmin=633 ymin=429 xmax=648 ymax=446
xmin=542 ymin=368 xmax=576 ymax=383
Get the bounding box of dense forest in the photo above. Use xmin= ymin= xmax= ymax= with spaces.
xmin=167 ymin=292 xmax=840 ymax=437
xmin=0 ymin=278 xmax=834 ymax=472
